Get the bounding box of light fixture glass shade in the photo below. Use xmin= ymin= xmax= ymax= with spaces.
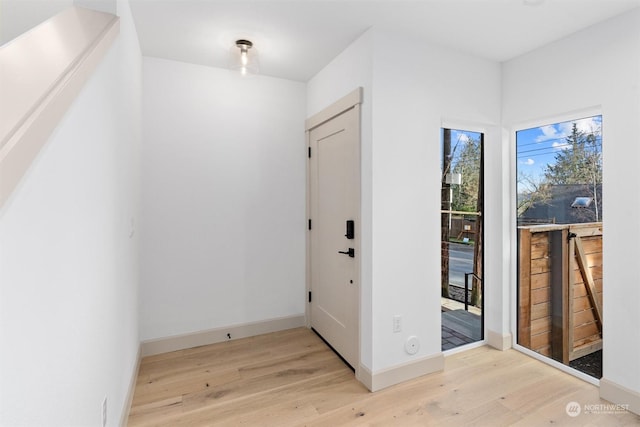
xmin=229 ymin=39 xmax=259 ymax=76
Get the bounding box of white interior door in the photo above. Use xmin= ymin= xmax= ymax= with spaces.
xmin=308 ymin=104 xmax=359 ymax=369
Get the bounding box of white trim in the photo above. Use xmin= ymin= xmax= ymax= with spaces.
xmin=508 ymin=107 xmax=605 ymax=386
xmin=486 ymin=330 xmax=512 ymax=351
xmin=600 ymin=378 xmax=640 ymax=416
xmin=440 ymin=118 xmax=494 ymax=135
xmin=357 ymin=364 xmax=373 ymax=391
xmin=509 ymin=122 xmax=519 ymax=355
xmin=514 ymin=344 xmax=599 ymax=386
xmin=305 ymin=87 xmax=363 ymax=131
xmin=305 ymin=126 xmax=312 ymax=331
xmin=439 ymin=120 xmax=503 ymax=354
xmin=353 ymin=102 xmax=363 ymax=384
xmin=509 ymin=108 xmax=604 ymax=337
xmin=119 ymin=345 xmax=141 ymax=427
xmin=443 ymin=339 xmax=487 ymax=356
xmin=358 ymin=353 xmax=445 ymax=392
xmin=508 ymin=105 xmax=603 ymax=135
xmin=140 ymin=315 xmax=305 ymax=357
xmin=0 ymin=7 xmax=120 ymax=209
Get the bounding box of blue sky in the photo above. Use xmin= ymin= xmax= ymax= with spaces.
xmin=442 ymin=129 xmax=482 ymax=173
xmin=516 ymin=115 xmax=602 ymax=193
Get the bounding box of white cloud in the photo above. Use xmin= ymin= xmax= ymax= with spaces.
xmin=525 ymin=158 xmax=535 ymax=165
xmin=457 ymin=133 xmax=470 ymax=143
xmin=535 ymin=116 xmax=601 ymax=143
xmin=552 ymin=141 xmax=571 ymax=150
xmin=573 ymin=116 xmax=601 ymax=134
xmin=557 ymin=117 xmax=601 ymax=138
xmin=535 ymin=125 xmax=560 ymax=142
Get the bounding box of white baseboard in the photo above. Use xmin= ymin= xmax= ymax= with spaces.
xmin=487 ymin=330 xmax=512 ymax=351
xmin=358 ymin=352 xmax=445 ymax=392
xmin=140 ymin=315 xmax=306 ymax=357
xmin=120 ymin=344 xmax=141 ymax=427
xmin=600 ymin=378 xmax=640 ymax=416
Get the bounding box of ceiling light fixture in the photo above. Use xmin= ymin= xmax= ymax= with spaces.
xmin=230 ymin=39 xmax=259 ymax=76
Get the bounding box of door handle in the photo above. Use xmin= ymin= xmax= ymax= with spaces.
xmin=338 ymin=248 xmax=355 ymax=258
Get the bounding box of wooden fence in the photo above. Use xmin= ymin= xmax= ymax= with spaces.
xmin=518 ymin=222 xmax=603 ymax=363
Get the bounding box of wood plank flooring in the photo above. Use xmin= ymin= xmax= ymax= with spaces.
xmin=128 ymin=328 xmax=640 ymax=426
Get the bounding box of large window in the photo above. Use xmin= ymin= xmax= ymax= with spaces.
xmin=441 ymin=128 xmax=483 ymax=351
xmin=516 ymin=115 xmax=603 ymax=379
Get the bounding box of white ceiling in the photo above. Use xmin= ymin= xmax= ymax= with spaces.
xmin=129 ymin=0 xmax=640 ymax=82
xmin=1 ymin=1 xmax=117 ymax=45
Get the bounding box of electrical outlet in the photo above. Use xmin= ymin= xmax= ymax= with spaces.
xmin=393 ymin=315 xmax=402 ymax=333
xmin=102 ymin=396 xmax=107 ymax=427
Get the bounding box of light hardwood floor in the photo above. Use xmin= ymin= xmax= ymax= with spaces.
xmin=128 ymin=328 xmax=639 ymax=426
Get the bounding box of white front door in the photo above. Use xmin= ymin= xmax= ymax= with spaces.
xmin=308 ymin=102 xmax=360 ymax=369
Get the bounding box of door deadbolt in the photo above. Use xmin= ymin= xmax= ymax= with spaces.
xmin=338 ymin=248 xmax=355 ymax=258
xmin=345 ymin=220 xmax=355 ymax=239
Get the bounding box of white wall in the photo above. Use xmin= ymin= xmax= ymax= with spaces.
xmin=370 ymin=29 xmax=501 ymax=371
xmin=502 ymin=8 xmax=640 ymax=410
xmin=140 ymin=57 xmax=306 ymax=341
xmin=308 ymin=28 xmax=502 ymax=374
xmin=0 ymin=0 xmax=141 ymax=425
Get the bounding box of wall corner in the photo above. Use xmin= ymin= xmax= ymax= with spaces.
xmin=600 ymin=378 xmax=640 ymax=416
xmin=487 ymin=330 xmax=512 ymax=351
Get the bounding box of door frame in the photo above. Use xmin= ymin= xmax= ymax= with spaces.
xmin=440 ymin=119 xmax=488 ymax=350
xmin=510 ymin=107 xmax=603 ymax=386
xmin=305 ymin=87 xmax=362 ymax=379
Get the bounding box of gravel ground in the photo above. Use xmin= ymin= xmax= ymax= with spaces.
xmin=570 ymin=350 xmax=602 ymax=379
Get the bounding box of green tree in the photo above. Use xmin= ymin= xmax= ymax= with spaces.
xmin=544 ymin=123 xmax=602 ymax=185
xmin=452 ymin=137 xmax=481 ymax=212
xmin=543 ymin=123 xmax=602 ymax=221
xmin=517 ymin=171 xmax=552 ymax=217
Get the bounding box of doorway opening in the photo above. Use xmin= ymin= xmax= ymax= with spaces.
xmin=516 ymin=115 xmax=603 ymax=379
xmin=441 ymin=128 xmax=484 ymax=351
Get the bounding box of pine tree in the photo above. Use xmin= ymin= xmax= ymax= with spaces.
xmin=452 ymin=136 xmax=481 ymax=212
xmin=543 ymin=122 xmax=602 ymax=221
xmin=544 ymin=123 xmax=602 ymax=186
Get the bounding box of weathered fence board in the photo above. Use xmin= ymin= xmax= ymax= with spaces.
xmin=518 ymin=223 xmax=603 ymax=364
